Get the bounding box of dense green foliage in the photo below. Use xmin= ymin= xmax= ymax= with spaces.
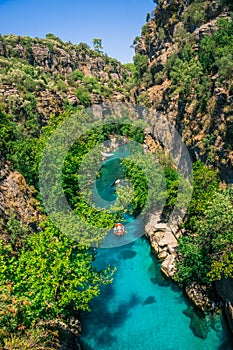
xmin=174 ymin=162 xmax=223 ymax=285
xmin=120 ymin=152 xmax=166 ymax=216
xmin=199 ymin=17 xmax=233 ymax=84
xmin=182 ymin=0 xmax=208 ymax=30
xmin=169 ymin=17 xmax=233 ymax=97
xmin=175 ymin=188 xmax=233 ymax=285
xmin=184 ymin=161 xmax=220 ymax=230
xmin=133 ymin=54 xmax=149 ymax=84
xmin=0 ymin=220 xmax=113 ymax=345
xmin=62 ymin=121 xmax=157 ymax=226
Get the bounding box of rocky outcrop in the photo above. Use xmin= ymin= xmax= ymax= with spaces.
xmin=145 ymin=213 xmax=221 ymax=311
xmin=145 ymin=213 xmax=179 ymax=278
xmin=58 ymin=317 xmax=82 ymax=350
xmin=185 ymin=282 xmax=219 ymax=312
xmin=145 ymin=214 xmax=221 ymax=312
xmin=41 ymin=317 xmax=82 ymax=350
xmin=0 ymin=35 xmax=130 ymax=125
xmin=0 ymin=36 xmax=129 ymax=83
xmin=0 ymin=160 xmax=42 ymax=234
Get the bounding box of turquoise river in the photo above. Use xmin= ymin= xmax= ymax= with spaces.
xmin=80 ymin=146 xmax=233 ymax=350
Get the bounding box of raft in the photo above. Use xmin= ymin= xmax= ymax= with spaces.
xmin=114 ymin=223 xmax=125 ymax=236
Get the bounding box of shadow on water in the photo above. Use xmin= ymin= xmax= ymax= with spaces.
xmin=148 ymin=260 xmax=170 ymax=288
xmin=81 ymin=292 xmax=142 ymax=347
xmin=94 ymin=330 xmax=118 ymax=348
xmin=120 ymin=249 xmax=137 ymax=260
xmin=217 ymin=313 xmax=233 ymax=350
xmin=142 ymin=296 xmax=156 ymax=306
xmin=182 ymin=301 xmax=233 ymax=349
xmin=79 ymin=341 xmax=95 ymax=350
xmin=218 ymin=339 xmax=233 ymax=350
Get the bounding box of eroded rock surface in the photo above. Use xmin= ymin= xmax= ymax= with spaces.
xmin=0 ymin=160 xmax=42 ymax=233
xmin=145 ymin=213 xmax=179 ymax=278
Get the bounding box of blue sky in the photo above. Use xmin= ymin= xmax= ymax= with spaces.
xmin=0 ymin=0 xmax=155 ymax=63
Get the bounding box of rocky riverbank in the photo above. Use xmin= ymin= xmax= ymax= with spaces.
xmin=144 ymin=213 xmax=220 ymax=313
xmin=145 ymin=213 xmax=179 ymax=278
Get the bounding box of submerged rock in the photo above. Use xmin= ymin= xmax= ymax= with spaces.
xmin=142 ymin=296 xmax=156 ymax=306
xmin=190 ymin=312 xmax=209 ymax=340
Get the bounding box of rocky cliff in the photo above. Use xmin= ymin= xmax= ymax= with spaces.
xmin=0 ymin=160 xmax=42 ymax=236
xmin=0 ymin=34 xmax=131 ymax=125
xmin=135 ymin=0 xmax=233 ymax=332
xmin=134 ymin=0 xmax=233 ymax=181
xmin=0 ymin=0 xmax=233 ymax=344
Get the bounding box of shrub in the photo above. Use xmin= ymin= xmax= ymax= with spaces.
xmin=57 ymin=79 xmax=68 ymax=92
xmin=75 ymin=86 xmax=92 ymax=106
xmin=183 ymin=0 xmax=208 ymax=31
xmin=72 ymin=69 xmax=83 ymax=81
xmin=199 ymin=17 xmax=233 ymax=80
xmin=133 ymin=54 xmax=148 ymax=82
xmin=184 ymin=161 xmax=219 ymax=231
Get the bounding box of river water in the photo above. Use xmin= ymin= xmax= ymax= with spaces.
xmin=80 ymin=147 xmax=232 ymax=350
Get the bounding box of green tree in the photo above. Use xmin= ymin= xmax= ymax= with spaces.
xmin=175 ymin=188 xmax=233 ymax=285
xmin=202 ymin=189 xmax=233 ymax=281
xmin=146 ymin=13 xmax=151 ymax=22
xmin=0 ymin=221 xmax=114 ymax=337
xmin=45 ymin=33 xmax=62 ymax=42
xmin=182 ymin=0 xmax=207 ymax=30
xmin=199 ymin=17 xmax=233 ymax=86
xmin=184 ymin=161 xmax=219 ymax=231
xmin=133 ymin=54 xmax=148 ymax=82
xmin=92 ymin=38 xmax=103 ymax=53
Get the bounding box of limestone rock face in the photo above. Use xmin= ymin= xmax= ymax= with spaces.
xmin=140 ymin=0 xmax=233 ymax=335
xmin=135 ymin=0 xmax=233 ymax=181
xmin=0 ymin=35 xmax=130 ymax=124
xmin=43 ymin=318 xmax=82 ymax=350
xmin=0 ymin=38 xmax=129 ymax=82
xmin=0 ymin=161 xmax=42 ymax=233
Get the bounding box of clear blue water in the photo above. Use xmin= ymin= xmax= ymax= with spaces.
xmin=80 ymin=147 xmax=233 ymax=350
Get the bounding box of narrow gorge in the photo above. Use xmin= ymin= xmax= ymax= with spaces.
xmin=0 ymin=0 xmax=233 ymax=349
